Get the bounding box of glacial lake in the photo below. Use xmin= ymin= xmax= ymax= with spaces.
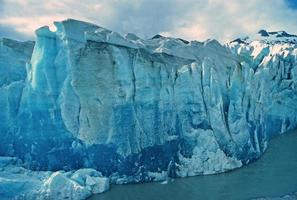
xmin=90 ymin=130 xmax=297 ymax=200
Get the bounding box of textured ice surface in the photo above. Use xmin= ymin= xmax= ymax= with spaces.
xmin=1 ymin=19 xmax=297 ymax=198
xmin=0 ymin=157 xmax=109 ymax=200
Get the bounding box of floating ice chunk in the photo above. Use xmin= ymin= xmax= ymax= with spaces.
xmin=41 ymin=171 xmax=91 ymax=200
xmin=0 ymin=157 xmax=109 ymax=200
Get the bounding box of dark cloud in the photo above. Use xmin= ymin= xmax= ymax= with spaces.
xmin=0 ymin=24 xmax=33 ymax=41
xmin=101 ymin=0 xmax=203 ymax=38
xmin=286 ymin=0 xmax=297 ymax=9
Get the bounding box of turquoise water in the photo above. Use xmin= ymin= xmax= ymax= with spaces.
xmin=90 ymin=130 xmax=297 ymax=200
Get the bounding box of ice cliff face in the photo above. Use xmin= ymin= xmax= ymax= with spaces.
xmin=0 ymin=38 xmax=34 ymax=155
xmin=1 ymin=20 xmax=297 ymax=184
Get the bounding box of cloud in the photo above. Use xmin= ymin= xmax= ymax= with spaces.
xmin=0 ymin=0 xmax=3 ymax=11
xmin=1 ymin=0 xmax=297 ymax=42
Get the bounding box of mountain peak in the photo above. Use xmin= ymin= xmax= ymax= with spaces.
xmin=257 ymin=29 xmax=297 ymax=38
xmin=230 ymin=29 xmax=297 ymax=45
xmin=258 ymin=29 xmax=270 ymax=37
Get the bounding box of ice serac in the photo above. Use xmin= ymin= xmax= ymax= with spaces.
xmin=1 ymin=19 xmax=297 ymax=195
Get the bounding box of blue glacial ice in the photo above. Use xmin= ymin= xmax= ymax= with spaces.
xmin=1 ymin=19 xmax=297 ymax=199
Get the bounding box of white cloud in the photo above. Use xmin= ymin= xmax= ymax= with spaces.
xmin=1 ymin=0 xmax=297 ymax=42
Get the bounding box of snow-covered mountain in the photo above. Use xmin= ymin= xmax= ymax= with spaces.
xmin=1 ymin=19 xmax=297 ymax=199
xmin=230 ymin=29 xmax=297 ymax=44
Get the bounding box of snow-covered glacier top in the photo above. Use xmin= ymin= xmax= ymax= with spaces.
xmin=36 ymin=19 xmax=236 ymax=63
xmin=1 ymin=19 xmax=297 ymax=200
xmin=85 ymin=25 xmax=235 ymax=61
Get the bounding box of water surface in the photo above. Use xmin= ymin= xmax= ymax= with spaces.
xmin=90 ymin=130 xmax=297 ymax=200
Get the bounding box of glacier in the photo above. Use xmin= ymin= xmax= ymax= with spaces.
xmin=1 ymin=19 xmax=297 ymax=199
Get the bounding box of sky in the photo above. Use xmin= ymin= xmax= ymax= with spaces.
xmin=0 ymin=0 xmax=297 ymax=42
